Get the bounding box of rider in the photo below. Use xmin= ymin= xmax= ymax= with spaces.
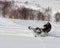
xmin=42 ymin=22 xmax=51 ymax=33
xmin=35 ymin=22 xmax=51 ymax=34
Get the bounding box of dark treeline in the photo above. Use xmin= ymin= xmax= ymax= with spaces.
xmin=0 ymin=1 xmax=60 ymax=22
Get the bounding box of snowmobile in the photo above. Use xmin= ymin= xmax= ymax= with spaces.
xmin=28 ymin=26 xmax=43 ymax=37
xmin=28 ymin=22 xmax=51 ymax=37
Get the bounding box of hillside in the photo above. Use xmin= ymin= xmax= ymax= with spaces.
xmin=0 ymin=17 xmax=60 ymax=48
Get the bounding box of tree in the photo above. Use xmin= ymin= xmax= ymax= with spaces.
xmin=43 ymin=7 xmax=52 ymax=21
xmin=2 ymin=1 xmax=12 ymax=17
xmin=20 ymin=7 xmax=29 ymax=19
xmin=55 ymin=12 xmax=60 ymax=22
xmin=37 ymin=12 xmax=44 ymax=20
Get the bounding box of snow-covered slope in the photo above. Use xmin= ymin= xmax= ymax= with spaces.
xmin=0 ymin=18 xmax=60 ymax=48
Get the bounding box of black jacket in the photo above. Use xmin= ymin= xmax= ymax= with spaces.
xmin=42 ymin=22 xmax=51 ymax=33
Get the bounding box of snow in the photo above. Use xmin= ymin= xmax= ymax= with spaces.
xmin=0 ymin=17 xmax=60 ymax=48
xmin=12 ymin=0 xmax=60 ymax=13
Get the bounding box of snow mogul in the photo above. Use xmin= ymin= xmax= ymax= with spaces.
xmin=28 ymin=22 xmax=51 ymax=37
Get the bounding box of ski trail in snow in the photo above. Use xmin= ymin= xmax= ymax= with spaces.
xmin=40 ymin=33 xmax=60 ymax=38
xmin=0 ymin=32 xmax=34 ymax=37
xmin=48 ymin=34 xmax=60 ymax=38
